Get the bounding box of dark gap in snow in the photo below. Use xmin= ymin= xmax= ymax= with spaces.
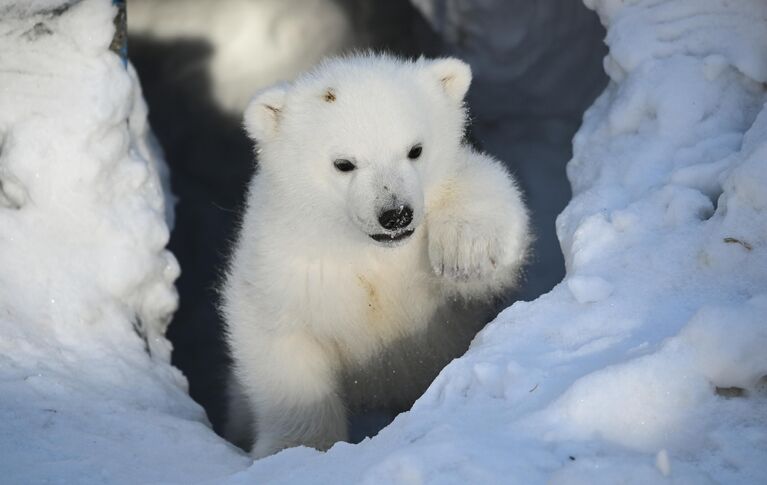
xmin=129 ymin=33 xmax=248 ymax=434
xmin=709 ymin=188 xmax=723 ymax=218
xmin=0 ymin=134 xmax=26 ymax=210
xmin=0 ymin=2 xmax=71 ymax=19
xmin=21 ymin=22 xmax=53 ymax=41
xmin=715 ymin=386 xmax=746 ymax=398
xmin=131 ymin=316 xmax=151 ymax=355
xmin=0 ymin=179 xmax=23 ymax=210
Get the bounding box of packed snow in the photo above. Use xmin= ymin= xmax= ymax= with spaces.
xmin=0 ymin=0 xmax=248 ymax=482
xmin=1 ymin=0 xmax=766 ymax=483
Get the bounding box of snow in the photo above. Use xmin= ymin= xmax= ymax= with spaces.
xmin=2 ymin=0 xmax=767 ymax=483
xmin=0 ymin=0 xmax=248 ymax=482
xmin=566 ymin=275 xmax=613 ymax=303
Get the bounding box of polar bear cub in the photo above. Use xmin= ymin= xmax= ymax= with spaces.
xmin=222 ymin=54 xmax=530 ymax=458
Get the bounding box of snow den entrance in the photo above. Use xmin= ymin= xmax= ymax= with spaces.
xmin=128 ymin=0 xmax=606 ymax=440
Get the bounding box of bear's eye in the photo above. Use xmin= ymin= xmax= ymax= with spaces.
xmin=407 ymin=144 xmax=423 ymax=160
xmin=333 ymin=159 xmax=356 ymax=173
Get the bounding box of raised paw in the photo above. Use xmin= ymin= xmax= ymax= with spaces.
xmin=428 ymin=220 xmax=505 ymax=282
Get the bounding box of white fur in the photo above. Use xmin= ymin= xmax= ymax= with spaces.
xmin=222 ymin=54 xmax=531 ymax=458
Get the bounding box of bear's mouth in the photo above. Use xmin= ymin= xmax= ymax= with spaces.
xmin=369 ymin=229 xmax=414 ymax=244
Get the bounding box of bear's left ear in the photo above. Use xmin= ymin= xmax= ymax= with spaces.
xmin=243 ymin=83 xmax=288 ymax=142
xmin=423 ymin=57 xmax=472 ymax=103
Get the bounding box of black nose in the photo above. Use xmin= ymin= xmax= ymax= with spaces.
xmin=378 ymin=205 xmax=413 ymax=230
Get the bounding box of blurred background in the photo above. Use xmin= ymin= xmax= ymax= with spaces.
xmin=127 ymin=0 xmax=607 ymax=436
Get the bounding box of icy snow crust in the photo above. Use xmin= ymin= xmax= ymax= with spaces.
xmin=0 ymin=0 xmax=247 ymax=482
xmin=2 ymin=0 xmax=767 ymax=483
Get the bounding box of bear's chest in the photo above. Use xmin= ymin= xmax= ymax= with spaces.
xmin=297 ymin=239 xmax=441 ymax=361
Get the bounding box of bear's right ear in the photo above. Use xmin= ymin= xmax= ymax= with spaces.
xmin=243 ymin=84 xmax=288 ymax=142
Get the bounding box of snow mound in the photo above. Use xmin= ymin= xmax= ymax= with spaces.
xmin=0 ymin=0 xmax=247 ymax=482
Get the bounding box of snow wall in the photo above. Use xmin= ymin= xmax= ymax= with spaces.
xmin=1 ymin=0 xmax=766 ymax=483
xmin=0 ymin=0 xmax=248 ymax=481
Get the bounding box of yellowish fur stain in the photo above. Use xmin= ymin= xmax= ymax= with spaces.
xmin=356 ymin=274 xmax=379 ymax=314
xmin=429 ymin=177 xmax=459 ymax=213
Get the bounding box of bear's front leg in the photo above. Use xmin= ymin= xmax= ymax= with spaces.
xmin=427 ymin=149 xmax=531 ymax=299
xmin=235 ymin=330 xmax=348 ymax=459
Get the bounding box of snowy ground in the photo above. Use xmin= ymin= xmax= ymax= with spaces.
xmin=1 ymin=0 xmax=766 ymax=483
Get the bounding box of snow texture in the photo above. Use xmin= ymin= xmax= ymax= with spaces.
xmin=2 ymin=0 xmax=767 ymax=483
xmin=0 ymin=0 xmax=247 ymax=482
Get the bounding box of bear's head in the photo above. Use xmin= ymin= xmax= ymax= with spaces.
xmin=243 ymin=54 xmax=472 ymax=248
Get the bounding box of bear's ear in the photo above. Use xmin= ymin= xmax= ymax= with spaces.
xmin=243 ymin=83 xmax=288 ymax=142
xmin=424 ymin=58 xmax=472 ymax=103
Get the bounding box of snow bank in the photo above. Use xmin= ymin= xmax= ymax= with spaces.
xmin=3 ymin=0 xmax=766 ymax=483
xmin=0 ymin=0 xmax=247 ymax=482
